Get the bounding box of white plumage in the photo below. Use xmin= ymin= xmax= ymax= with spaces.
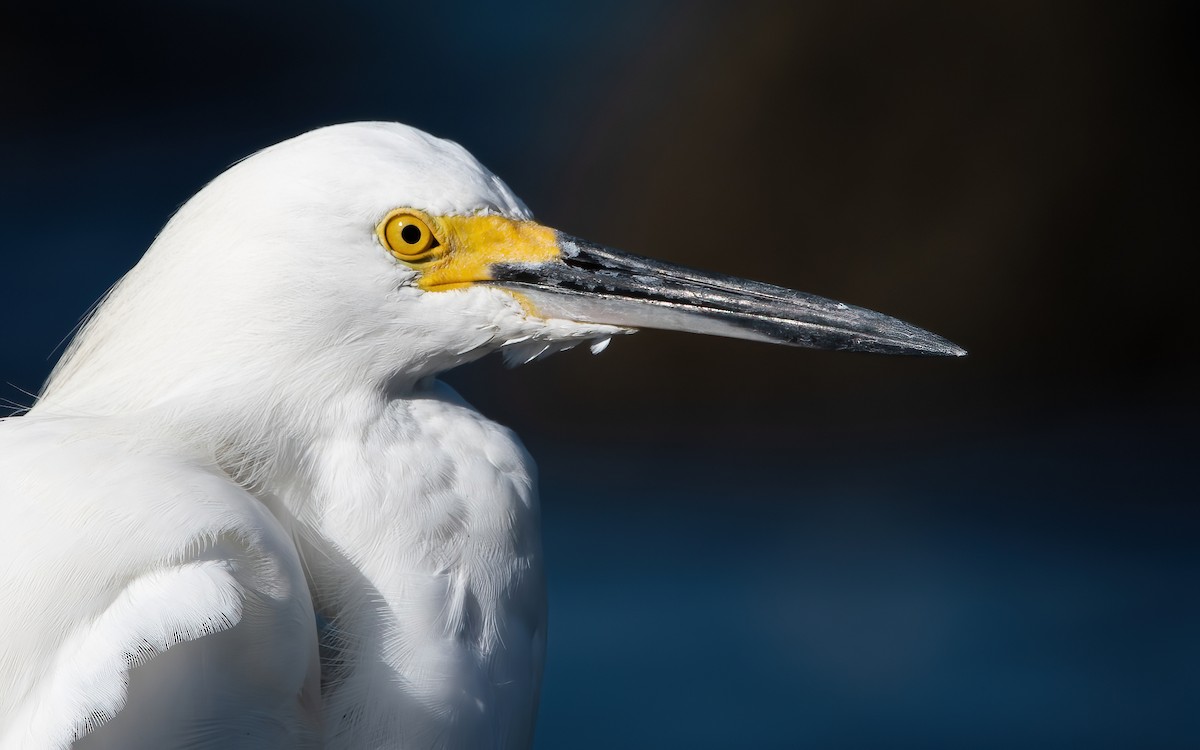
xmin=0 ymin=122 xmax=961 ymax=749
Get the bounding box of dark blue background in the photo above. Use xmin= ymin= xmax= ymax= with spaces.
xmin=2 ymin=2 xmax=1195 ymax=747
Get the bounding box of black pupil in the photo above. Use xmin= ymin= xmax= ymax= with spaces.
xmin=400 ymin=224 xmax=423 ymax=245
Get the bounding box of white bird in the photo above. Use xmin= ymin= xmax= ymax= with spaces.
xmin=0 ymin=122 xmax=963 ymax=749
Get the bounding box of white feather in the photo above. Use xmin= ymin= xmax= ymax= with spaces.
xmin=0 ymin=123 xmax=615 ymax=748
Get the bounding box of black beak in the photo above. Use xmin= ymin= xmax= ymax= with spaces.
xmin=489 ymin=235 xmax=965 ymax=357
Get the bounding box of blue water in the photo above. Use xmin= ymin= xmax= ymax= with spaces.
xmin=531 ymin=422 xmax=1197 ymax=748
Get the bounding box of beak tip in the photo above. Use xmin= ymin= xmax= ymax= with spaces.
xmin=871 ymin=319 xmax=966 ymax=358
xmin=916 ymin=336 xmax=967 ymax=358
xmin=928 ymin=337 xmax=967 ymax=358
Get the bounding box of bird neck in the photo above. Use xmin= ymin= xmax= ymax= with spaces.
xmin=33 ymin=329 xmax=449 ymax=496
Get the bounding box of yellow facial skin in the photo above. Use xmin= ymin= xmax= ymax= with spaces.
xmin=377 ymin=209 xmax=561 ymax=292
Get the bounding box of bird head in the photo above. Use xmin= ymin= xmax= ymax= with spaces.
xmin=39 ymin=122 xmax=962 ymax=423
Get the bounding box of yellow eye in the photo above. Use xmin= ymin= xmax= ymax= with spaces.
xmin=379 ymin=210 xmax=441 ymax=263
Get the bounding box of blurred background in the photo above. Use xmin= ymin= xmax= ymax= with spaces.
xmin=2 ymin=1 xmax=1195 ymax=746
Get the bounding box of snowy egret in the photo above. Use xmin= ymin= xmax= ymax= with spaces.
xmin=0 ymin=122 xmax=963 ymax=749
